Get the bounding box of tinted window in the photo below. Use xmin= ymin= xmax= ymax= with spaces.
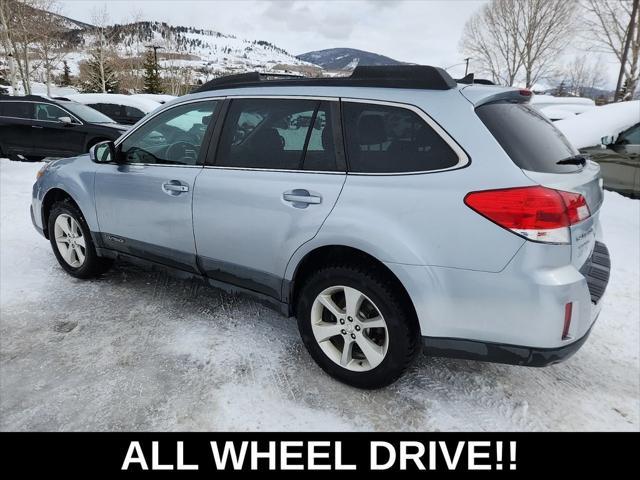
xmin=619 ymin=123 xmax=640 ymax=145
xmin=342 ymin=102 xmax=459 ymax=173
xmin=216 ymin=98 xmax=337 ymax=171
xmin=120 ymin=101 xmax=218 ymax=166
xmin=62 ymin=102 xmax=114 ymax=123
xmin=476 ymin=102 xmax=580 ymax=173
xmin=0 ymin=102 xmax=34 ymax=119
xmin=34 ymin=103 xmax=70 ymax=122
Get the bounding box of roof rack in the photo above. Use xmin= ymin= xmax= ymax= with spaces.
xmin=191 ymin=65 xmax=457 ymax=93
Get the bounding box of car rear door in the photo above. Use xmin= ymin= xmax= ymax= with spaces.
xmin=0 ymin=101 xmax=36 ymax=157
xmin=94 ymin=99 xmax=220 ymax=272
xmin=193 ymin=97 xmax=346 ymax=300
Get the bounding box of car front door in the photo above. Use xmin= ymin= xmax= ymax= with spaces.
xmin=193 ymin=97 xmax=346 ymax=300
xmin=32 ymin=102 xmax=87 ymax=157
xmin=613 ymin=123 xmax=640 ymax=197
xmin=94 ymin=99 xmax=220 ymax=272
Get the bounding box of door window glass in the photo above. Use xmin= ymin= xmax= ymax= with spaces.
xmin=34 ymin=103 xmax=70 ymax=122
xmin=342 ymin=101 xmax=459 ymax=173
xmin=0 ymin=102 xmax=34 ymax=119
xmin=216 ymin=98 xmax=337 ymax=171
xmin=120 ymin=101 xmax=218 ymax=166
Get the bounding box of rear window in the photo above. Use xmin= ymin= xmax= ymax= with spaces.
xmin=476 ymin=102 xmax=581 ymax=173
xmin=342 ymin=102 xmax=459 ymax=173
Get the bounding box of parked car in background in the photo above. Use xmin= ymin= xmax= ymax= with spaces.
xmin=31 ymin=66 xmax=609 ymax=388
xmin=530 ymin=94 xmax=596 ymax=121
xmin=555 ymin=101 xmax=640 ymax=198
xmin=133 ymin=93 xmax=177 ymax=104
xmin=0 ymin=95 xmax=128 ymax=161
xmin=62 ymin=93 xmax=161 ymax=125
xmin=580 ymin=123 xmax=640 ymax=198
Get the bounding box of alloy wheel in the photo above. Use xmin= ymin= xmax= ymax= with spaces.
xmin=310 ymin=285 xmax=389 ymax=371
xmin=54 ymin=214 xmax=86 ymax=268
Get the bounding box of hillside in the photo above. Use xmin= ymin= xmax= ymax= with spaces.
xmin=297 ymin=48 xmax=404 ymax=70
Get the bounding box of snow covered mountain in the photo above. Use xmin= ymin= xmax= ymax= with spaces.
xmin=297 ymin=48 xmax=404 ymax=70
xmin=39 ymin=15 xmax=320 ymax=84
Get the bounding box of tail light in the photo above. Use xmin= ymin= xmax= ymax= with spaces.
xmin=464 ymin=186 xmax=590 ymax=244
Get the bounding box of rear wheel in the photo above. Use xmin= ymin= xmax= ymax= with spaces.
xmin=48 ymin=201 xmax=111 ymax=278
xmin=296 ymin=265 xmax=419 ymax=389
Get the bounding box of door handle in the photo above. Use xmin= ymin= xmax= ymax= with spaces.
xmin=31 ymin=125 xmax=44 ymax=129
xmin=162 ymin=181 xmax=189 ymax=195
xmin=283 ymin=189 xmax=322 ymax=207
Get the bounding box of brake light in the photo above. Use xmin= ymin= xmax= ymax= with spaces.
xmin=464 ymin=186 xmax=590 ymax=244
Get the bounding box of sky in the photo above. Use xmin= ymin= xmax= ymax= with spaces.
xmin=58 ymin=0 xmax=620 ymax=87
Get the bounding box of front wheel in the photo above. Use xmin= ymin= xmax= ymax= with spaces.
xmin=48 ymin=201 xmax=111 ymax=278
xmin=296 ymin=265 xmax=419 ymax=389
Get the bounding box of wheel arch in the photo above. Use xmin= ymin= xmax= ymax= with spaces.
xmin=286 ymin=244 xmax=420 ymax=334
xmin=41 ymin=188 xmax=82 ymax=239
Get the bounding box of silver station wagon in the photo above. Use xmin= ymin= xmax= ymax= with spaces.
xmin=31 ymin=66 xmax=610 ymax=388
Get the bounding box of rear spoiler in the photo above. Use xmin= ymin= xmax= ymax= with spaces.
xmin=459 ymin=85 xmax=533 ymax=107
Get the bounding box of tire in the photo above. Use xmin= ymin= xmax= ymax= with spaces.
xmin=47 ymin=200 xmax=111 ymax=278
xmin=296 ymin=265 xmax=419 ymax=389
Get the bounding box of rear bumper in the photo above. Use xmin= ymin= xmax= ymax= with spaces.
xmin=386 ymin=240 xmax=610 ymax=365
xmin=422 ymin=321 xmax=596 ymax=367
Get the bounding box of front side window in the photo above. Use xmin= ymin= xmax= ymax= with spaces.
xmin=34 ymin=103 xmax=72 ymax=122
xmin=216 ymin=98 xmax=337 ymax=171
xmin=0 ymin=102 xmax=34 ymax=119
xmin=119 ymin=101 xmax=218 ymax=166
xmin=618 ymin=124 xmax=640 ymax=145
xmin=342 ymin=102 xmax=459 ymax=173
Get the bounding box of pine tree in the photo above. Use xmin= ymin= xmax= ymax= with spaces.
xmin=143 ymin=49 xmax=162 ymax=94
xmin=61 ymin=61 xmax=72 ymax=87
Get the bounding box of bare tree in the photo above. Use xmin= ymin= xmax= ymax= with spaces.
xmin=88 ymin=4 xmax=117 ymax=93
xmin=461 ymin=0 xmax=576 ymax=88
xmin=0 ymin=0 xmax=47 ymax=94
xmin=563 ymin=54 xmax=606 ymax=97
xmin=582 ymin=0 xmax=640 ymax=100
xmin=31 ymin=1 xmax=69 ymax=96
xmin=460 ymin=1 xmax=522 ymax=86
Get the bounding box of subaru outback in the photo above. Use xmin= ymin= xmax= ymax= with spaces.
xmin=31 ymin=66 xmax=610 ymax=388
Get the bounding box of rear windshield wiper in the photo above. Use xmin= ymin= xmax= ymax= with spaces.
xmin=556 ymin=155 xmax=587 ymax=166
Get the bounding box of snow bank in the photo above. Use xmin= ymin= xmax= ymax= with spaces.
xmin=538 ymin=106 xmax=577 ymax=121
xmin=555 ymin=101 xmax=640 ymax=149
xmin=64 ymin=94 xmax=161 ymax=114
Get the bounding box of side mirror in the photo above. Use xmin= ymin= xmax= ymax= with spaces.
xmin=600 ymin=135 xmax=615 ymax=148
xmin=58 ymin=116 xmax=73 ymax=125
xmin=89 ymin=140 xmax=117 ymax=163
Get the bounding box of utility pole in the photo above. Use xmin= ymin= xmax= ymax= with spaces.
xmin=146 ymin=44 xmax=164 ymax=74
xmin=615 ymin=0 xmax=639 ymax=102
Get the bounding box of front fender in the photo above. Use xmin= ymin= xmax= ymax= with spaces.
xmin=34 ymin=155 xmax=98 ymax=232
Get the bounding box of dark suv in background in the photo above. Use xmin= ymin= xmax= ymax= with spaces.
xmin=0 ymin=95 xmax=128 ymax=161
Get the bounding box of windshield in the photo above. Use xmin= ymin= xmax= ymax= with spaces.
xmin=62 ymin=103 xmax=117 ymax=123
xmin=476 ymin=102 xmax=582 ymax=173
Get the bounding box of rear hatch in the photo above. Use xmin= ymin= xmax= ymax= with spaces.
xmin=475 ymin=100 xmax=604 ymax=269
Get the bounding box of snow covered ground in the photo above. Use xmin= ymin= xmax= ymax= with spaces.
xmin=0 ymin=159 xmax=638 ymax=431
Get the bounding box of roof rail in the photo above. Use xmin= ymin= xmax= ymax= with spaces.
xmin=191 ymin=65 xmax=457 ymax=93
xmin=0 ymin=94 xmax=50 ymax=101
